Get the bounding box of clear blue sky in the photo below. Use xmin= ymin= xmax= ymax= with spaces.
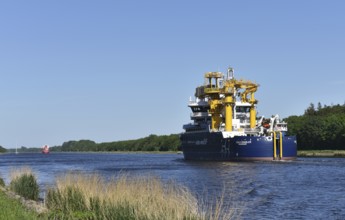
xmin=1 ymin=1 xmax=344 ymax=148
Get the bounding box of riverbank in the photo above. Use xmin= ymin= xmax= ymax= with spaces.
xmin=4 ymin=150 xmax=345 ymax=158
xmin=1 ymin=150 xmax=182 ymax=155
xmin=298 ymin=150 xmax=345 ymax=157
xmin=0 ymin=188 xmax=45 ymax=219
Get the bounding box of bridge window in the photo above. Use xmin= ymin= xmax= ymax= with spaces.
xmin=191 ymin=106 xmax=209 ymax=112
xmin=236 ymin=106 xmax=250 ymax=113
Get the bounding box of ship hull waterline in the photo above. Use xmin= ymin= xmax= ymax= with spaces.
xmin=180 ymin=132 xmax=297 ymax=161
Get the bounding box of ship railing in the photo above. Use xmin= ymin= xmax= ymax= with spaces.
xmin=274 ymin=127 xmax=288 ymax=132
xmin=204 ymin=88 xmax=221 ymax=94
xmin=273 ymin=131 xmax=283 ymax=160
xmin=188 ymin=100 xmax=209 ymax=106
xmin=244 ymin=128 xmax=261 ymax=134
xmin=190 ymin=112 xmax=209 ymax=118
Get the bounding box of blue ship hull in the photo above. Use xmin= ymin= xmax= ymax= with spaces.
xmin=180 ymin=132 xmax=297 ymax=161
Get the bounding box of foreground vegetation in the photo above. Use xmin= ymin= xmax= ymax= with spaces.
xmin=0 ymin=190 xmax=43 ymax=220
xmin=46 ymin=173 xmax=237 ymax=220
xmin=9 ymin=167 xmax=39 ymax=201
xmin=0 ymin=168 xmax=239 ymax=220
xmin=286 ymin=102 xmax=345 ymax=150
xmin=0 ymin=173 xmax=43 ymax=220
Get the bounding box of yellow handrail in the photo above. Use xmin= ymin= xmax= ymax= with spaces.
xmin=279 ymin=132 xmax=283 ymax=159
xmin=273 ymin=132 xmax=277 ymax=160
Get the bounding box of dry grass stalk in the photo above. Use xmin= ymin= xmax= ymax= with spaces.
xmin=51 ymin=172 xmax=199 ymax=219
xmin=47 ymin=172 xmax=240 ymax=219
xmin=9 ymin=166 xmax=35 ymax=182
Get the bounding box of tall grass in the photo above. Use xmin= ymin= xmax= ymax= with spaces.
xmin=0 ymin=176 xmax=5 ymax=187
xmin=10 ymin=166 xmax=33 ymax=181
xmin=9 ymin=167 xmax=39 ymax=201
xmin=46 ymin=173 xmax=238 ymax=219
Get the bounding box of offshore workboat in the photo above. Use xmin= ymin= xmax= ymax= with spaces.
xmin=180 ymin=67 xmax=297 ymax=161
xmin=42 ymin=145 xmax=50 ymax=154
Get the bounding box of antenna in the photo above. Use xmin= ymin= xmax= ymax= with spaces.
xmin=227 ymin=66 xmax=234 ymax=79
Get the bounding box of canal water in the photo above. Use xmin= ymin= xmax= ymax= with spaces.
xmin=0 ymin=153 xmax=344 ymax=219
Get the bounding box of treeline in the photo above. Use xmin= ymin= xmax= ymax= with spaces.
xmin=0 ymin=146 xmax=6 ymax=153
xmin=50 ymin=134 xmax=180 ymax=152
xmin=3 ymin=102 xmax=344 ymax=152
xmin=285 ymin=102 xmax=345 ymax=150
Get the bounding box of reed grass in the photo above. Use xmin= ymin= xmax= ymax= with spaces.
xmin=0 ymin=176 xmax=5 ymax=187
xmin=9 ymin=166 xmax=39 ymax=201
xmin=46 ymin=172 xmax=238 ymax=220
xmin=9 ymin=166 xmax=34 ymax=182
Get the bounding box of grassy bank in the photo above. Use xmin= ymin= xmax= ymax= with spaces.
xmin=298 ymin=150 xmax=345 ymax=157
xmin=0 ymin=168 xmax=46 ymax=219
xmin=0 ymin=189 xmax=44 ymax=220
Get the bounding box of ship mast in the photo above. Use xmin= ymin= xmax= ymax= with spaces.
xmin=223 ymin=67 xmax=236 ymax=131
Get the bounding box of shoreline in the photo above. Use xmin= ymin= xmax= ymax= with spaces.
xmin=3 ymin=150 xmax=345 ymax=158
xmin=1 ymin=151 xmax=182 ymax=155
xmin=298 ymin=150 xmax=345 ymax=158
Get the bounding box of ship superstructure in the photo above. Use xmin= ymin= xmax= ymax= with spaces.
xmin=180 ymin=67 xmax=297 ymax=161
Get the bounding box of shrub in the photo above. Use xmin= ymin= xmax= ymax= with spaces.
xmin=0 ymin=146 xmax=6 ymax=153
xmin=0 ymin=177 xmax=5 ymax=187
xmin=9 ymin=167 xmax=39 ymax=201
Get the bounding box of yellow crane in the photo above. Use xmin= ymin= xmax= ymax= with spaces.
xmin=202 ymin=68 xmax=259 ymax=132
xmin=234 ymin=79 xmax=259 ymax=128
xmin=204 ymin=72 xmax=223 ymax=131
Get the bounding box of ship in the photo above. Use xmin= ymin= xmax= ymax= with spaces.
xmin=180 ymin=67 xmax=297 ymax=161
xmin=42 ymin=145 xmax=50 ymax=154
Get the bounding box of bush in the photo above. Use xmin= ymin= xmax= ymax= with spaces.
xmin=10 ymin=168 xmax=39 ymax=201
xmin=0 ymin=177 xmax=5 ymax=187
xmin=0 ymin=146 xmax=6 ymax=153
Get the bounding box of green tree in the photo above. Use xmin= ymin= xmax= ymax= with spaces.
xmin=286 ymin=102 xmax=345 ymax=150
xmin=61 ymin=140 xmax=96 ymax=151
xmin=52 ymin=134 xmax=181 ymax=152
xmin=0 ymin=146 xmax=6 ymax=153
